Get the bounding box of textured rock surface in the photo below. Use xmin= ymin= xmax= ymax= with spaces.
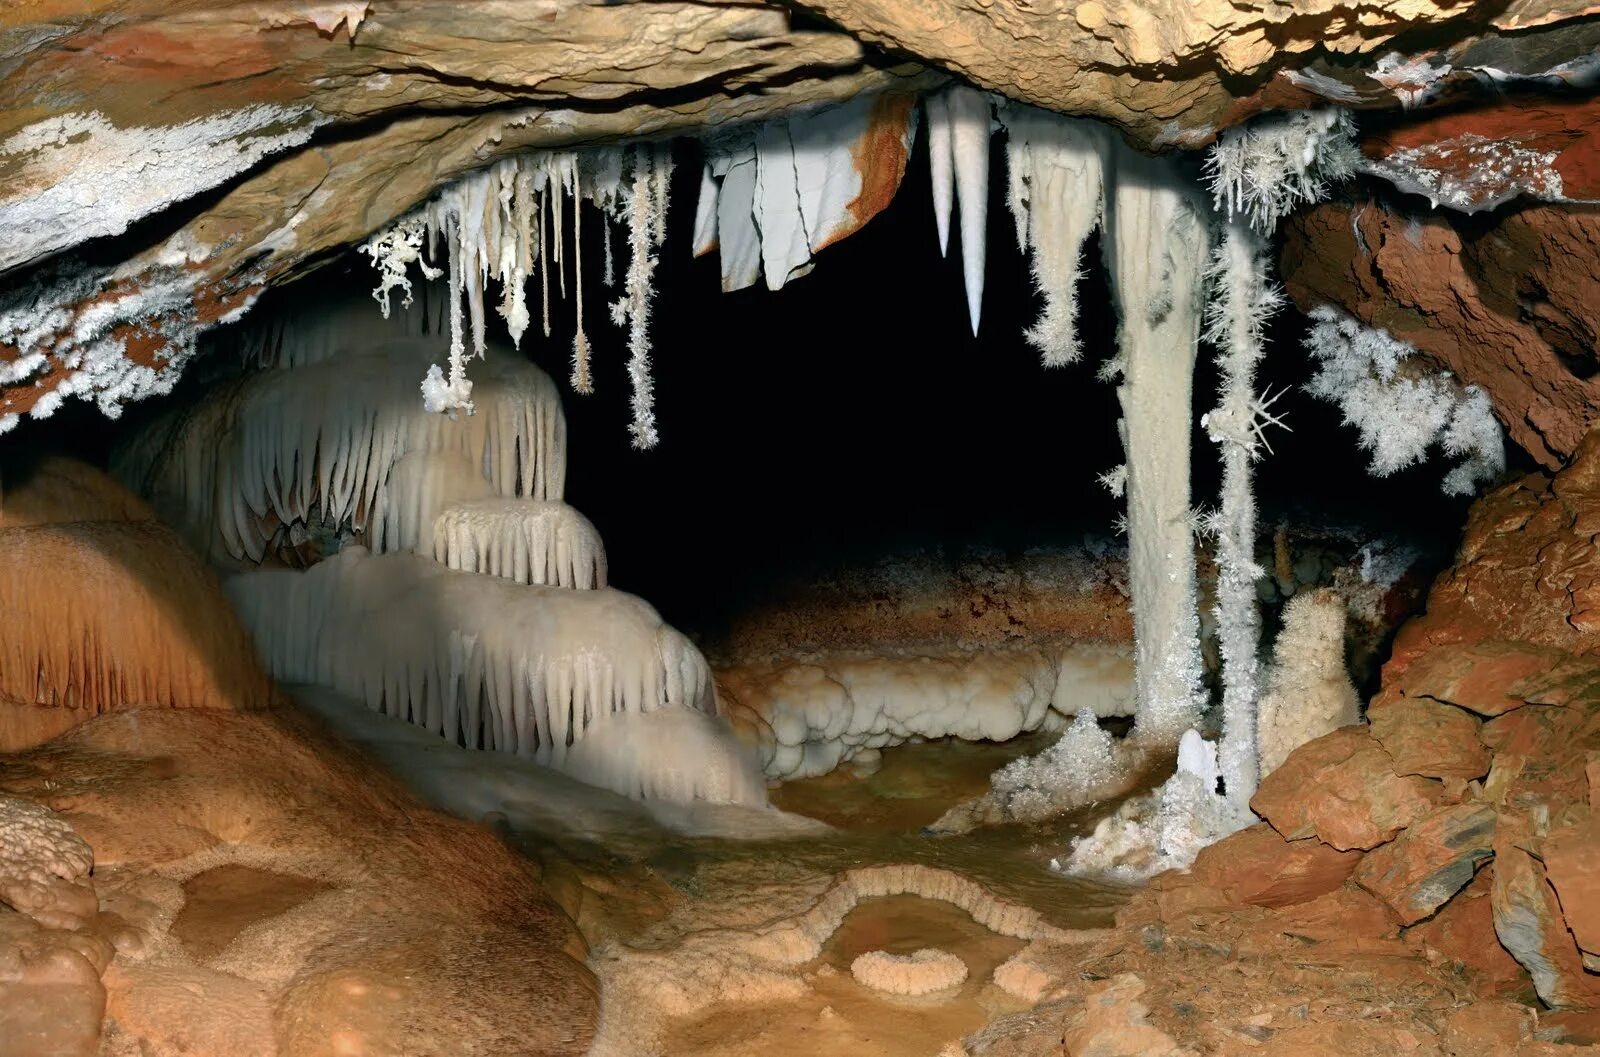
xmin=1352 ymin=802 xmax=1494 ymax=925
xmin=1250 ymin=726 xmax=1441 ymax=850
xmin=784 ymin=0 xmax=1600 ymax=145
xmin=1282 ymin=198 xmax=1600 ymax=469
xmin=1188 ymin=824 xmax=1362 ymax=910
xmin=1368 ymin=698 xmax=1491 ymax=780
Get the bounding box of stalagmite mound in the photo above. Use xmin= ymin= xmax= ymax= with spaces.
xmin=0 ymin=494 xmax=273 ymax=751
xmin=0 ymin=455 xmax=154 ymax=529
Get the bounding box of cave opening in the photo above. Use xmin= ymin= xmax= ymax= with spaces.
xmin=8 ymin=16 xmax=1596 ymax=1052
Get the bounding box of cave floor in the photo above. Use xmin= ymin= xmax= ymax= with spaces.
xmin=499 ymin=732 xmax=1134 ymax=1057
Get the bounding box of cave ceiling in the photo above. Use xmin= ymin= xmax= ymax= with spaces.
xmin=6 ymin=0 xmax=1600 ymax=436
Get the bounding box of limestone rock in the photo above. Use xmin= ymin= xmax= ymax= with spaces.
xmin=1368 ymin=698 xmax=1492 ymax=780
xmin=1352 ymin=802 xmax=1495 ymax=925
xmin=1251 ymin=727 xmax=1441 ymax=851
xmin=0 ymin=795 xmax=96 ymax=930
xmin=1189 ymin=824 xmax=1362 ymax=910
xmin=785 ymin=0 xmax=1600 ymax=145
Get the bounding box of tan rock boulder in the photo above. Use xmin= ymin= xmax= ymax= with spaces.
xmin=1368 ymin=698 xmax=1492 ymax=780
xmin=1189 ymin=824 xmax=1362 ymax=910
xmin=1251 ymin=727 xmax=1441 ymax=851
xmin=1352 ymin=803 xmax=1495 ymax=925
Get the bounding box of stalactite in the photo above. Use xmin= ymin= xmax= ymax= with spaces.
xmin=926 ymin=92 xmax=954 ymax=255
xmin=1002 ymin=104 xmax=1108 ymax=367
xmin=612 ymin=145 xmax=669 ymax=449
xmin=948 ymin=87 xmax=991 ymax=336
xmin=571 ymin=190 xmax=592 ymax=394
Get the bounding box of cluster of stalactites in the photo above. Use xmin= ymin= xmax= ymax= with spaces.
xmin=111 ymin=342 xmax=566 ymax=563
xmin=227 ymin=547 xmax=714 ymax=765
xmin=362 ymin=144 xmax=673 ymax=447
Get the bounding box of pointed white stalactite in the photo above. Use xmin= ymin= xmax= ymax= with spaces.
xmin=926 ymin=92 xmax=954 ymax=255
xmin=1003 ymin=104 xmax=1108 ymax=367
xmin=946 ymin=86 xmax=991 ymax=336
xmin=1102 ymin=142 xmax=1210 ymax=746
xmin=1202 ymin=218 xmax=1284 ymax=804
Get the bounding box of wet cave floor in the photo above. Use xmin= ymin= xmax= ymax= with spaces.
xmin=506 ymin=732 xmax=1139 ymax=1057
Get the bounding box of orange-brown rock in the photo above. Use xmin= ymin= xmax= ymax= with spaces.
xmin=1543 ymin=819 xmax=1600 ymax=963
xmin=1189 ymin=824 xmax=1362 ymax=910
xmin=1439 ymin=998 xmax=1536 ymax=1057
xmin=1251 ymin=727 xmax=1441 ymax=851
xmin=1 ymin=704 xmax=599 ymax=1056
xmin=0 ymin=911 xmax=111 ymax=1057
xmin=1368 ymin=698 xmax=1492 ymax=779
xmin=1281 ymin=199 xmax=1600 ymax=469
xmin=1352 ymin=803 xmax=1495 ymax=925
xmin=0 ymin=456 xmax=153 ymax=529
xmin=1406 ymin=868 xmax=1532 ymax=1000
xmin=0 ymin=520 xmax=272 ymax=750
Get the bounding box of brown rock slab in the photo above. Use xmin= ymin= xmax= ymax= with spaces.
xmin=1491 ymin=816 xmax=1600 ymax=1010
xmin=1189 ymin=824 xmax=1362 ymax=910
xmin=1354 ymin=803 xmax=1496 ymax=925
xmin=1543 ymin=821 xmax=1600 ymax=959
xmin=1385 ymin=642 xmax=1562 ymax=718
xmin=1251 ymin=727 xmax=1442 ymax=851
xmin=1369 ymin=698 xmax=1491 ymax=780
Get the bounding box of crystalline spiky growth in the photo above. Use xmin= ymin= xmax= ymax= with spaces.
xmin=1303 ymin=306 xmax=1505 ymax=495
xmin=432 ymin=498 xmax=607 ymax=589
xmin=113 ymin=339 xmax=566 ymax=562
xmin=1206 ymin=109 xmax=1358 ymax=234
xmin=1200 ymin=219 xmax=1286 ymax=803
xmin=1001 ymin=103 xmax=1109 ymax=367
xmin=226 ymin=547 xmax=745 ymax=804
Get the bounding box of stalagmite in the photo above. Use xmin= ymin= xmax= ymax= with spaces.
xmin=1101 ymin=142 xmax=1210 ymax=745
